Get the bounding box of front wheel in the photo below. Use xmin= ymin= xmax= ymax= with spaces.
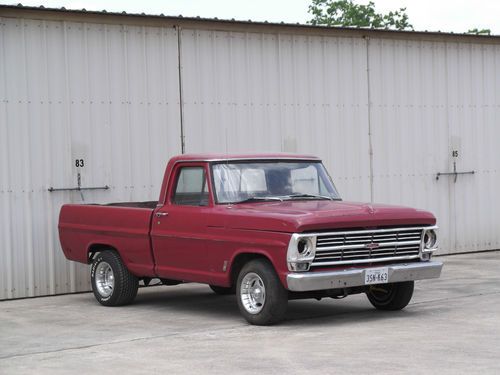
xmin=91 ymin=250 xmax=139 ymax=306
xmin=236 ymin=259 xmax=288 ymax=325
xmin=366 ymin=281 xmax=414 ymax=311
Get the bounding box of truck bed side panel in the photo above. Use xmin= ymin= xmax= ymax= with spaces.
xmin=58 ymin=204 xmax=155 ymax=277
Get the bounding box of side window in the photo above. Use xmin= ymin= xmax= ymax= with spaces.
xmin=172 ymin=167 xmax=209 ymax=206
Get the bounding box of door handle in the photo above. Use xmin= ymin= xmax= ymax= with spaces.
xmin=156 ymin=212 xmax=168 ymax=218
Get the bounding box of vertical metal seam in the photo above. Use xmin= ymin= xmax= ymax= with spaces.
xmin=160 ymin=27 xmax=169 ymax=154
xmin=42 ymin=19 xmax=56 ymax=295
xmin=306 ymin=35 xmax=312 ymax=151
xmin=195 ymin=30 xmax=205 ymax=150
xmin=320 ymin=36 xmax=329 ymax=166
xmin=244 ymin=32 xmax=251 ymax=149
xmin=21 ymin=17 xmax=35 ymax=297
xmin=291 ymin=36 xmax=298 ymax=148
xmin=335 ymin=38 xmax=345 ymax=181
xmin=443 ymin=41 xmax=455 ymax=251
xmin=142 ymin=26 xmax=153 ymax=192
xmin=259 ymin=33 xmax=267 ymax=147
xmin=103 ymin=24 xmax=113 ymax=193
xmin=176 ymin=25 xmax=185 ymax=154
xmin=365 ymin=35 xmax=374 ymax=203
xmin=81 ymin=21 xmax=91 ymax=281
xmin=0 ymin=18 xmax=14 ymax=299
xmin=122 ymin=24 xmax=133 ymax=196
xmin=83 ymin=22 xmax=91 ymax=203
xmin=276 ymin=33 xmax=283 ymax=151
xmin=62 ymin=20 xmax=76 ymax=292
xmin=228 ymin=30 xmax=235 ymax=153
xmin=211 ymin=30 xmax=219 ymax=153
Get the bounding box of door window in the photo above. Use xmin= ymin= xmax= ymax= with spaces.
xmin=172 ymin=167 xmax=209 ymax=206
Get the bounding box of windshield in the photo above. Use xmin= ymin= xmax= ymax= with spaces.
xmin=212 ymin=161 xmax=341 ymax=204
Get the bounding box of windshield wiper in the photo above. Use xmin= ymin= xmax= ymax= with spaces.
xmin=286 ymin=193 xmax=339 ymax=201
xmin=233 ymin=196 xmax=283 ymax=204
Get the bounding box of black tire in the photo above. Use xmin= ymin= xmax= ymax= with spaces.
xmin=236 ymin=259 xmax=288 ymax=325
xmin=90 ymin=250 xmax=139 ymax=306
xmin=366 ymin=281 xmax=414 ymax=311
xmin=209 ymin=285 xmax=235 ymax=295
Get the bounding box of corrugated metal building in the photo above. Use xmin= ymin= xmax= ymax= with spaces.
xmin=1 ymin=5 xmax=499 ymax=300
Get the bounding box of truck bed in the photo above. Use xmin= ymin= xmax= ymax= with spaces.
xmin=58 ymin=202 xmax=157 ymax=277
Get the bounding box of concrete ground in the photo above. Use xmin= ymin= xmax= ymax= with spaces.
xmin=1 ymin=251 xmax=499 ymax=375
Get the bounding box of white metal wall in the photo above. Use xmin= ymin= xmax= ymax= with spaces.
xmin=180 ymin=29 xmax=500 ymax=256
xmin=368 ymin=38 xmax=500 ymax=254
xmin=180 ymin=29 xmax=372 ymax=201
xmin=0 ymin=17 xmax=181 ymax=299
xmin=1 ymin=14 xmax=499 ymax=300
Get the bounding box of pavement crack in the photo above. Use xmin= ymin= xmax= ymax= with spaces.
xmin=411 ymin=290 xmax=500 ymax=306
xmin=0 ymin=325 xmax=246 ymax=361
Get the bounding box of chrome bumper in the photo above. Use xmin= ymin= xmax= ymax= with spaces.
xmin=286 ymin=261 xmax=443 ymax=292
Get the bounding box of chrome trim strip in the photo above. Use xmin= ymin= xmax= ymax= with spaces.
xmin=316 ymin=240 xmax=421 ymax=251
xmin=299 ymin=226 xmax=437 ymax=238
xmin=311 ymin=254 xmax=420 ymax=266
xmin=286 ymin=261 xmax=443 ymax=292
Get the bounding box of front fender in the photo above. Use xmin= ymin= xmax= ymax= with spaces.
xmin=228 ymin=246 xmax=290 ymax=289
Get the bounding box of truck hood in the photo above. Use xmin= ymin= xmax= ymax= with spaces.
xmin=224 ymin=200 xmax=436 ymax=233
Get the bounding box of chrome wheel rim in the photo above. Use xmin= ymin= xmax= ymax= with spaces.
xmin=240 ymin=272 xmax=266 ymax=314
xmin=95 ymin=261 xmax=114 ymax=297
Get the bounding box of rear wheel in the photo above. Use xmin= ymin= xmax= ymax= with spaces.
xmin=366 ymin=281 xmax=414 ymax=311
xmin=91 ymin=250 xmax=139 ymax=306
xmin=209 ymin=285 xmax=235 ymax=295
xmin=236 ymin=259 xmax=288 ymax=325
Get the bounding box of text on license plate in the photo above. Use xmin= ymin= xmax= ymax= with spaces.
xmin=365 ymin=267 xmax=389 ymax=285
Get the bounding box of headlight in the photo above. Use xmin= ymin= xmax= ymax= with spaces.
xmin=424 ymin=230 xmax=437 ymax=248
xmin=297 ymin=238 xmax=314 ymax=256
xmin=422 ymin=227 xmax=438 ymax=254
xmin=287 ymin=234 xmax=316 ymax=272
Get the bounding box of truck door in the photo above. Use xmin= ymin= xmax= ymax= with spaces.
xmin=151 ymin=163 xmax=213 ymax=282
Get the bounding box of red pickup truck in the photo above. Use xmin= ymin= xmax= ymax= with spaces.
xmin=59 ymin=153 xmax=442 ymax=325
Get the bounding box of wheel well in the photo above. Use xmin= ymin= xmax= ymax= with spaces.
xmin=229 ymin=253 xmax=271 ymax=286
xmin=87 ymin=244 xmax=118 ymax=264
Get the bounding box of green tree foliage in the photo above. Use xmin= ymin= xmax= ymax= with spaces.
xmin=308 ymin=0 xmax=413 ymax=30
xmin=467 ymin=28 xmax=491 ymax=35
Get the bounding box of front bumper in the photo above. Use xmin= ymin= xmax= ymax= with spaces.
xmin=286 ymin=261 xmax=443 ymax=292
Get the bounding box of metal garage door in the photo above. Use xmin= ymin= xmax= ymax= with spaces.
xmin=0 ymin=18 xmax=181 ymax=299
xmin=369 ymin=38 xmax=500 ymax=254
xmin=179 ymin=28 xmax=372 ymax=202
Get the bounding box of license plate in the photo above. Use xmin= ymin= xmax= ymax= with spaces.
xmin=365 ymin=267 xmax=389 ymax=285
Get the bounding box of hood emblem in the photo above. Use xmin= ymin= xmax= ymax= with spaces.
xmin=365 ymin=243 xmax=380 ymax=250
xmin=366 ymin=205 xmax=375 ymax=214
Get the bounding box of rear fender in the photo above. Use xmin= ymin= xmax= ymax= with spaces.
xmin=87 ymin=243 xmax=119 ymax=263
xmin=85 ymin=242 xmax=151 ymax=277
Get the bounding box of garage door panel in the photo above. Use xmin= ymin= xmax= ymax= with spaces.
xmin=369 ymin=39 xmax=453 ymax=253
xmin=371 ymin=39 xmax=500 ymax=254
xmin=180 ymin=29 xmax=371 ymax=202
xmin=0 ymin=18 xmax=181 ymax=299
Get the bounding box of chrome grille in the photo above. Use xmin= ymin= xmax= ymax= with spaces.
xmin=312 ymin=227 xmax=423 ymax=267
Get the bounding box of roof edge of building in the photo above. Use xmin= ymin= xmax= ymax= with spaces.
xmin=1 ymin=4 xmax=499 ymax=44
